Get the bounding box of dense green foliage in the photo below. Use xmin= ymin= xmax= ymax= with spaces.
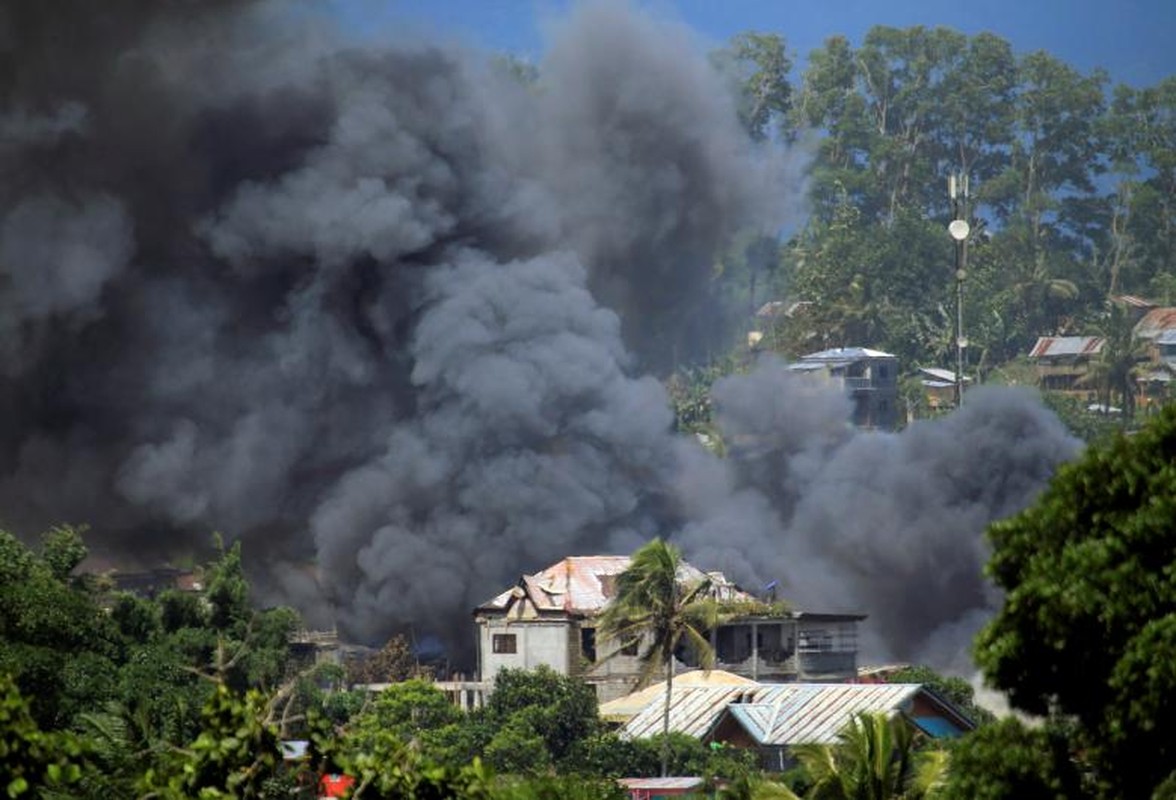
xmin=0 ymin=673 xmax=88 ymax=798
xmin=690 ymin=27 xmax=1176 ymax=434
xmin=939 ymin=718 xmax=1084 ymax=800
xmin=975 ymin=405 xmax=1176 ymax=797
xmin=782 ymin=32 xmax=1173 ymax=367
xmin=0 ymin=528 xmax=753 ymax=797
xmin=0 ymin=528 xmax=307 ymax=797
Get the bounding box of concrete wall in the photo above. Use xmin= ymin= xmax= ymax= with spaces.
xmin=583 ymin=627 xmax=652 ymax=702
xmin=477 ymin=616 xmax=653 ymax=702
xmin=478 ymin=618 xmax=572 ymax=683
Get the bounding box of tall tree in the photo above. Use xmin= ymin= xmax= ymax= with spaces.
xmin=1103 ymin=77 xmax=1176 ymax=296
xmin=975 ymin=405 xmax=1176 ymax=798
xmin=597 ymin=539 xmax=718 ymax=777
xmin=934 ymin=32 xmax=1018 ymax=191
xmin=713 ymin=32 xmax=793 ymax=142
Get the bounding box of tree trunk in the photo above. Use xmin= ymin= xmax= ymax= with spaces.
xmin=661 ymin=655 xmax=674 ymax=777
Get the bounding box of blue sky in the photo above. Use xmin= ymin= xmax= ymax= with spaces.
xmin=339 ymin=0 xmax=1175 ymax=88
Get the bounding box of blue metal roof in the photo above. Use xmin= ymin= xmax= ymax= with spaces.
xmin=621 ymin=682 xmax=974 ymax=746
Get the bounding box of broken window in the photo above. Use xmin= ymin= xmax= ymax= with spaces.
xmin=581 ymin=627 xmax=597 ymax=662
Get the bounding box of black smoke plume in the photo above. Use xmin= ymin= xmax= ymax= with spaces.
xmin=1 ymin=0 xmax=1078 ymax=670
xmin=693 ymin=362 xmax=1080 ymax=669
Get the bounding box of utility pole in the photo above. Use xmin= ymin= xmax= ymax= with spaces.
xmin=948 ymin=173 xmax=970 ymax=408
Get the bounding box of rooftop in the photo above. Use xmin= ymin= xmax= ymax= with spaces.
xmin=918 ymin=367 xmax=972 ymax=385
xmin=621 ymin=682 xmax=974 ymax=745
xmin=475 ymin=555 xmax=755 ymax=616
xmin=599 ymin=669 xmax=756 ymax=723
xmin=1028 ymin=335 xmax=1104 ymax=358
xmin=798 ymin=347 xmax=896 ymax=363
xmin=1135 ymin=307 xmax=1176 ymax=340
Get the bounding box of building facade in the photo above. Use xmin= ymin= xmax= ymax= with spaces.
xmin=787 ymin=347 xmax=899 ymax=430
xmin=474 ymin=556 xmax=865 ymax=703
xmin=1027 ymin=335 xmax=1105 ymax=395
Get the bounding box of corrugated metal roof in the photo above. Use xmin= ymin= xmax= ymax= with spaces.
xmin=600 ymin=670 xmax=757 ymax=722
xmin=623 ymin=685 xmax=748 ymax=740
xmin=1135 ymin=307 xmax=1176 ymax=340
xmin=1028 ymin=336 xmax=1104 ymax=358
xmin=1113 ymin=294 xmax=1155 ymax=310
xmin=621 ymin=683 xmax=931 ymax=745
xmin=918 ymin=367 xmax=971 ymax=383
xmin=723 ymin=684 xmax=922 ymax=745
xmin=477 ymin=555 xmax=755 ymax=615
xmin=799 ymin=347 xmax=896 ymax=362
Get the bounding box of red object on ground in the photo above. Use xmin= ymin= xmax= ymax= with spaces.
xmin=319 ymin=773 xmax=356 ymax=798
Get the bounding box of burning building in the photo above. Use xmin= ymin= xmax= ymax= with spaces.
xmin=1 ymin=0 xmax=1079 ymax=676
xmin=474 ymin=555 xmax=864 ymax=702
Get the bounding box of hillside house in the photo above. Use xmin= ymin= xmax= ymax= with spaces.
xmin=787 ymin=347 xmax=899 ymax=430
xmin=1028 ymin=335 xmax=1104 ymax=395
xmin=620 ymin=681 xmax=976 ymax=771
xmin=1128 ymin=306 xmax=1176 ymax=358
xmin=917 ymin=367 xmax=971 ymax=411
xmin=1133 ymin=307 xmax=1176 ymax=405
xmin=474 ymin=556 xmax=865 ymax=702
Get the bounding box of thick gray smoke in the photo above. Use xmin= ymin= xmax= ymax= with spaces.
xmin=1 ymin=0 xmax=1078 ymax=669
xmin=686 ymin=362 xmax=1080 ymax=669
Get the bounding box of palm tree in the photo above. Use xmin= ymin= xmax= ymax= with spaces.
xmin=782 ymin=712 xmax=948 ymax=800
xmin=598 ymin=538 xmax=719 ymax=777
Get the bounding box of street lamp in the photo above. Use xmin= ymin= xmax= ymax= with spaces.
xmin=948 ymin=172 xmax=970 ymax=408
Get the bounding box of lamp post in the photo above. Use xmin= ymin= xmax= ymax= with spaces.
xmin=948 ymin=173 xmax=970 ymax=408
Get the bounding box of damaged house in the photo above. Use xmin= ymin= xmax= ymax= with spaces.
xmin=474 ymin=555 xmax=865 ymax=703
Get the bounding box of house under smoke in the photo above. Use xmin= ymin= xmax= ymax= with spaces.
xmin=786 ymin=347 xmax=899 ymax=430
xmin=474 ymin=556 xmax=865 ymax=703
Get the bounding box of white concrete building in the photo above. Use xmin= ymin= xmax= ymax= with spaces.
xmin=474 ymin=555 xmax=865 ymax=703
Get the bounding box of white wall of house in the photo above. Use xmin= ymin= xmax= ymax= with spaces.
xmin=479 ymin=618 xmax=573 ymax=683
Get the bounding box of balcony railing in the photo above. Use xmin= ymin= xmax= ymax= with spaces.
xmin=714 ymin=650 xmax=857 ymax=680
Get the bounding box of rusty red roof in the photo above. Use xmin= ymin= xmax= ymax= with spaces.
xmin=1135 ymin=307 xmax=1176 ymax=340
xmin=1028 ymin=336 xmax=1104 ymax=358
xmin=477 ymin=555 xmax=755 ymax=616
xmin=1112 ymin=294 xmax=1156 ymax=310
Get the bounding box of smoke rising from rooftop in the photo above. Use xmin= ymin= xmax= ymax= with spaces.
xmin=1 ymin=0 xmax=1079 ymax=669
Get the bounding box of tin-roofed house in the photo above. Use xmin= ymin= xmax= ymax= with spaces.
xmin=620 ymin=682 xmax=975 ymax=772
xmin=917 ymin=367 xmax=971 ymax=412
xmin=474 ymin=556 xmax=866 ymax=703
xmin=1028 ymin=335 xmax=1105 ymax=396
xmin=1133 ymin=307 xmax=1176 ymax=410
xmin=787 ymin=347 xmax=899 ymax=430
